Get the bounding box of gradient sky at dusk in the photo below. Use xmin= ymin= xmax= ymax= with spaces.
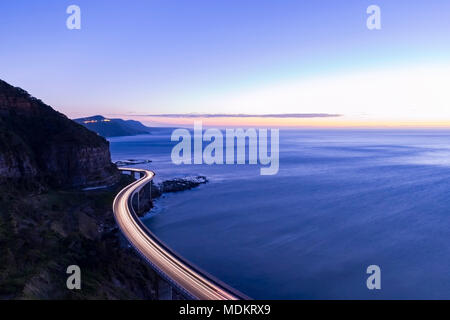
xmin=1 ymin=1 xmax=450 ymax=127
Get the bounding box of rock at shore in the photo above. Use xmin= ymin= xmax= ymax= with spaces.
xmin=132 ymin=176 xmax=209 ymax=216
xmin=159 ymin=176 xmax=208 ymax=193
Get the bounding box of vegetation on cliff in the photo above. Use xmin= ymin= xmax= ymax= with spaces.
xmin=0 ymin=176 xmax=161 ymax=299
xmin=0 ymin=80 xmax=164 ymax=299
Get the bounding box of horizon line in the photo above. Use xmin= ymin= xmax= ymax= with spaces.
xmin=121 ymin=113 xmax=342 ymax=118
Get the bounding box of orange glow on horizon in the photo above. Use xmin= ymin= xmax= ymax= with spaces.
xmin=117 ymin=116 xmax=450 ymax=129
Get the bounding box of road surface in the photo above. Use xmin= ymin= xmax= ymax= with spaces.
xmin=113 ymin=168 xmax=248 ymax=300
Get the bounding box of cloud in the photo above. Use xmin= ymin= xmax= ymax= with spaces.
xmin=135 ymin=113 xmax=341 ymax=118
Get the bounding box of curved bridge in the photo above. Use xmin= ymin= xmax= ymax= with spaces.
xmin=113 ymin=168 xmax=249 ymax=300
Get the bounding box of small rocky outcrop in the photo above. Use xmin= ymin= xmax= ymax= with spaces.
xmin=159 ymin=176 xmax=208 ymax=193
xmin=133 ymin=176 xmax=209 ymax=216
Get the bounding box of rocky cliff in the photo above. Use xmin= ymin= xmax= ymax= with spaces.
xmin=0 ymin=80 xmax=119 ymax=189
xmin=0 ymin=80 xmax=168 ymax=300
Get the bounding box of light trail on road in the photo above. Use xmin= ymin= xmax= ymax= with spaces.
xmin=113 ymin=168 xmax=249 ymax=300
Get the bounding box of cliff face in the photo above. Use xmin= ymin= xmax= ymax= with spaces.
xmin=0 ymin=80 xmax=119 ymax=188
xmin=0 ymin=80 xmax=170 ymax=300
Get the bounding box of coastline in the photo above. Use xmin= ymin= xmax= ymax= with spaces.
xmin=109 ymin=131 xmax=450 ymax=299
xmin=113 ymin=168 xmax=248 ymax=299
xmin=140 ymin=177 xmax=209 ymax=221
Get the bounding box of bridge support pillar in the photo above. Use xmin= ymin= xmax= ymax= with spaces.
xmin=137 ymin=191 xmax=140 ymax=213
xmin=149 ymin=182 xmax=152 ymax=202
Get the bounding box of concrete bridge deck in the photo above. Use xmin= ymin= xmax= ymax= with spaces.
xmin=113 ymin=167 xmax=249 ymax=300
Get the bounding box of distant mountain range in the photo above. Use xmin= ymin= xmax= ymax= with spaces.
xmin=74 ymin=115 xmax=151 ymax=137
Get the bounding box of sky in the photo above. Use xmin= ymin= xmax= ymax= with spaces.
xmin=1 ymin=0 xmax=450 ymax=127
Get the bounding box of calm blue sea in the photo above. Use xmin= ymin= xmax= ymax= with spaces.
xmin=109 ymin=129 xmax=450 ymax=299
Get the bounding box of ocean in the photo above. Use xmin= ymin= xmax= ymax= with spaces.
xmin=109 ymin=129 xmax=450 ymax=299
